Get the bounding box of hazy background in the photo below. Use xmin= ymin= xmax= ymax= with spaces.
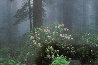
xmin=0 ymin=0 xmax=98 ymax=46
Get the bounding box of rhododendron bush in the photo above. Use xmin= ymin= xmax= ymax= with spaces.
xmin=19 ymin=23 xmax=97 ymax=65
xmin=29 ymin=23 xmax=73 ymax=47
xmin=20 ymin=23 xmax=73 ymax=65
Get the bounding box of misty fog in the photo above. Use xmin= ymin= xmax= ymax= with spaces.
xmin=0 ymin=0 xmax=98 ymax=46
xmin=1 ymin=0 xmax=98 ymax=65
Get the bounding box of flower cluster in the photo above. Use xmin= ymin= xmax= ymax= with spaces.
xmin=21 ymin=24 xmax=73 ymax=64
xmin=22 ymin=24 xmax=98 ymax=65
xmin=29 ymin=23 xmax=73 ymax=48
xmin=46 ymin=46 xmax=60 ymax=58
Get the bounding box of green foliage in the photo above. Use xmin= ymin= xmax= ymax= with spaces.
xmin=51 ymin=56 xmax=70 ymax=65
xmin=21 ymin=23 xmax=71 ymax=56
xmin=79 ymin=33 xmax=98 ymax=47
xmin=8 ymin=60 xmax=26 ymax=65
xmin=20 ymin=23 xmax=72 ymax=64
xmin=0 ymin=47 xmax=25 ymax=65
xmin=19 ymin=24 xmax=98 ymax=65
xmin=46 ymin=46 xmax=59 ymax=59
xmin=71 ymin=33 xmax=98 ymax=64
xmin=77 ymin=45 xmax=97 ymax=64
xmin=0 ymin=59 xmax=26 ymax=65
xmin=1 ymin=24 xmax=97 ymax=65
xmin=0 ymin=54 xmax=25 ymax=65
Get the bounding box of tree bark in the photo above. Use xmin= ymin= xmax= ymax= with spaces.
xmin=95 ymin=0 xmax=98 ymax=32
xmin=33 ymin=0 xmax=43 ymax=28
xmin=62 ymin=0 xmax=73 ymax=30
xmin=28 ymin=0 xmax=32 ymax=31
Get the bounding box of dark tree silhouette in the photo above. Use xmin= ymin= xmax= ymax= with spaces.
xmin=62 ymin=0 xmax=73 ymax=30
xmin=14 ymin=0 xmax=43 ymax=31
xmin=95 ymin=1 xmax=98 ymax=31
xmin=28 ymin=0 xmax=33 ymax=31
xmin=33 ymin=0 xmax=43 ymax=28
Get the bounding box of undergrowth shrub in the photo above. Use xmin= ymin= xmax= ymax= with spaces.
xmin=51 ymin=56 xmax=70 ymax=65
xmin=19 ymin=23 xmax=98 ymax=65
xmin=79 ymin=33 xmax=98 ymax=47
xmin=72 ymin=33 xmax=98 ymax=64
xmin=0 ymin=48 xmax=25 ymax=65
xmin=20 ymin=23 xmax=73 ymax=65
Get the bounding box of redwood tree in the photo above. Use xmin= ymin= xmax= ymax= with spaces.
xmin=33 ymin=0 xmax=43 ymax=28
xmin=14 ymin=0 xmax=43 ymax=31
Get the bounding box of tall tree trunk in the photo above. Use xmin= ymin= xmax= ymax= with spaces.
xmin=33 ymin=0 xmax=43 ymax=28
xmin=63 ymin=0 xmax=73 ymax=30
xmin=95 ymin=0 xmax=98 ymax=33
xmin=28 ymin=0 xmax=32 ymax=31
xmin=95 ymin=0 xmax=98 ymax=32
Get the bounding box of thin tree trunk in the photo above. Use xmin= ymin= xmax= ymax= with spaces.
xmin=95 ymin=0 xmax=98 ymax=33
xmin=28 ymin=0 xmax=32 ymax=31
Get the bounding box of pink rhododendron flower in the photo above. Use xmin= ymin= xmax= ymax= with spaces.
xmin=64 ymin=28 xmax=67 ymax=31
xmin=47 ymin=55 xmax=50 ymax=57
xmin=67 ymin=37 xmax=71 ymax=39
xmin=64 ymin=28 xmax=69 ymax=31
xmin=47 ymin=49 xmax=49 ymax=52
xmin=50 ymin=46 xmax=54 ymax=50
xmin=47 ymin=35 xmax=51 ymax=38
xmin=33 ymin=40 xmax=36 ymax=43
xmin=60 ymin=34 xmax=63 ymax=37
xmin=47 ymin=29 xmax=50 ymax=32
xmin=52 ymin=54 xmax=55 ymax=58
xmin=60 ymin=34 xmax=64 ymax=37
xmin=30 ymin=36 xmax=34 ymax=40
xmin=44 ymin=29 xmax=50 ymax=32
xmin=57 ymin=54 xmax=59 ymax=56
xmin=61 ymin=55 xmax=64 ymax=56
xmin=62 ymin=35 xmax=64 ymax=37
xmin=66 ymin=36 xmax=71 ymax=39
xmin=38 ymin=43 xmax=41 ymax=46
